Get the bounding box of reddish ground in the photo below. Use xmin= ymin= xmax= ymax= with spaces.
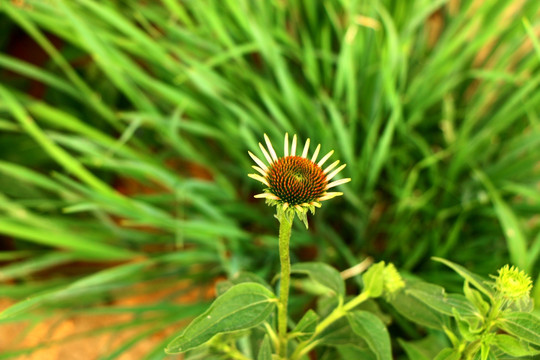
xmin=0 ymin=279 xmax=217 ymax=359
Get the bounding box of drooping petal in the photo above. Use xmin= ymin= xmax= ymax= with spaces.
xmin=291 ymin=134 xmax=297 ymax=156
xmin=284 ymin=133 xmax=289 ymax=157
xmin=254 ymin=193 xmax=280 ymax=200
xmin=317 ymin=150 xmax=334 ymax=167
xmin=311 ymin=144 xmax=321 ymax=163
xmin=248 ymin=151 xmax=268 ymax=171
xmin=323 ymin=160 xmax=340 ymax=174
xmin=318 ymin=192 xmax=343 ymax=201
xmin=326 ymin=178 xmax=351 ymax=190
xmin=258 ymin=142 xmax=273 ymax=165
xmin=301 ymin=138 xmax=311 ymax=158
xmin=248 ymin=173 xmax=270 ymax=186
xmin=264 ymin=133 xmax=278 ymax=162
xmin=326 ymin=164 xmax=347 ymax=181
xmin=252 ymin=165 xmax=267 ymax=177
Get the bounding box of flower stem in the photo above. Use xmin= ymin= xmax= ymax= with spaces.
xmin=290 ymin=292 xmax=370 ymax=360
xmin=277 ymin=209 xmax=293 ymax=358
xmin=213 ymin=343 xmax=251 ymax=360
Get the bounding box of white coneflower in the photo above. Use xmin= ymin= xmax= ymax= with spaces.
xmin=248 ymin=133 xmax=351 ymax=213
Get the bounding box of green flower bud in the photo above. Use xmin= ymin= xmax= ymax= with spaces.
xmin=382 ymin=263 xmax=405 ymax=298
xmin=493 ymin=265 xmax=532 ymax=301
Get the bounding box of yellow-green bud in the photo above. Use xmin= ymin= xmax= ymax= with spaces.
xmin=383 ymin=263 xmax=405 ymax=298
xmin=493 ymin=265 xmax=532 ymax=301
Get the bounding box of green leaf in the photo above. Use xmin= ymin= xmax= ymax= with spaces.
xmin=317 ymin=318 xmax=368 ymax=348
xmin=362 ymin=261 xmax=385 ymax=298
xmin=463 ymin=281 xmax=490 ymax=316
xmin=493 ymin=334 xmax=540 ymax=357
xmin=480 ymin=341 xmax=491 ymax=360
xmin=432 ymin=257 xmax=494 ymax=299
xmin=0 ymin=252 xmax=75 ymax=281
xmin=399 ymin=340 xmax=431 ymax=360
xmin=0 ymin=261 xmax=160 ymax=319
xmin=453 ymin=308 xmax=482 ymax=339
xmin=347 ymin=311 xmax=392 ymax=360
xmin=257 ymin=335 xmax=272 ymax=360
xmin=291 ymin=262 xmax=345 ymax=298
xmin=216 ymin=272 xmax=273 ymax=296
xmin=0 ymin=218 xmax=136 ymax=260
xmin=474 ymin=169 xmax=528 ymax=270
xmin=434 ymin=348 xmax=461 ymax=360
xmin=336 ymin=345 xmax=377 ymax=360
xmin=498 ymin=312 xmax=540 ymax=346
xmin=398 ymin=335 xmax=448 ymax=360
xmin=0 ymin=84 xmax=116 ymax=196
xmin=165 ymin=283 xmax=277 ymax=354
xmin=291 ymin=309 xmax=319 ymax=341
xmin=407 ymin=281 xmax=478 ymax=318
xmin=389 ymin=288 xmax=445 ymax=330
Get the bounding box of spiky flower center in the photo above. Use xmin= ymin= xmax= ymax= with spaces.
xmin=494 ymin=265 xmax=532 ymax=300
xmin=267 ymin=156 xmax=327 ymax=206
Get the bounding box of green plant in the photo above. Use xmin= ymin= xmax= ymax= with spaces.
xmin=163 ymin=135 xmax=539 ymax=359
xmin=394 ymin=259 xmax=540 ymax=360
xmin=246 ymin=133 xmax=351 ymax=357
xmin=165 ymin=260 xmax=540 ymax=359
xmin=0 ymin=0 xmax=539 ymax=358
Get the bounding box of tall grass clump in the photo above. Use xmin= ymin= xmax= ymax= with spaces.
xmin=0 ymin=0 xmax=539 ymax=358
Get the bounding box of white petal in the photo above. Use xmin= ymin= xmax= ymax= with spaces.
xmin=311 ymin=144 xmax=321 ymax=163
xmin=310 ymin=201 xmax=322 ymax=208
xmin=252 ymin=165 xmax=267 ymax=177
xmin=284 ymin=133 xmax=289 ymax=157
xmin=318 ymin=192 xmax=343 ymax=201
xmin=323 ymin=160 xmax=340 ymax=174
xmin=326 ymin=164 xmax=347 ymax=181
xmin=325 ymin=178 xmax=351 ymax=190
xmin=258 ymin=142 xmax=273 ymax=165
xmin=248 ymin=173 xmax=270 ymax=186
xmin=301 ymin=138 xmax=310 ymax=158
xmin=264 ymin=133 xmax=278 ymax=162
xmin=291 ymin=134 xmax=297 ymax=156
xmin=317 ymin=150 xmax=334 ymax=167
xmin=283 ymin=203 xmax=289 ymax=210
xmin=248 ymin=151 xmax=268 ymax=171
xmin=254 ymin=193 xmax=279 ymax=200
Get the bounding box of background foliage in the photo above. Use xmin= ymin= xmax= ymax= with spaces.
xmin=0 ymin=0 xmax=539 ymax=358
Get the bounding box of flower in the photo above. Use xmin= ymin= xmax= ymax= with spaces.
xmin=248 ymin=133 xmax=350 ymax=217
xmin=493 ymin=264 xmax=532 ymax=301
xmin=382 ymin=263 xmax=405 ymax=299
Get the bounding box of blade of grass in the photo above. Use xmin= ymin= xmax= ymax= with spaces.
xmin=0 ymin=217 xmax=136 ymax=260
xmin=0 ymin=84 xmax=116 ymax=197
xmin=474 ymin=169 xmax=528 ymax=271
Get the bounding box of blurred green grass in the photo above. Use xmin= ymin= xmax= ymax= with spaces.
xmin=0 ymin=0 xmax=539 ymax=358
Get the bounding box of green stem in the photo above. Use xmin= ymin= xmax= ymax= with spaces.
xmin=277 ymin=209 xmax=293 ymax=358
xmin=315 ymin=291 xmax=369 ymax=335
xmin=343 ymin=291 xmax=370 ymax=312
xmin=290 ymin=292 xmax=370 ymax=359
xmin=213 ymin=343 xmax=251 ymax=360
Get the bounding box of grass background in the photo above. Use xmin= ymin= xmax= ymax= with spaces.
xmin=0 ymin=0 xmax=539 ymax=358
